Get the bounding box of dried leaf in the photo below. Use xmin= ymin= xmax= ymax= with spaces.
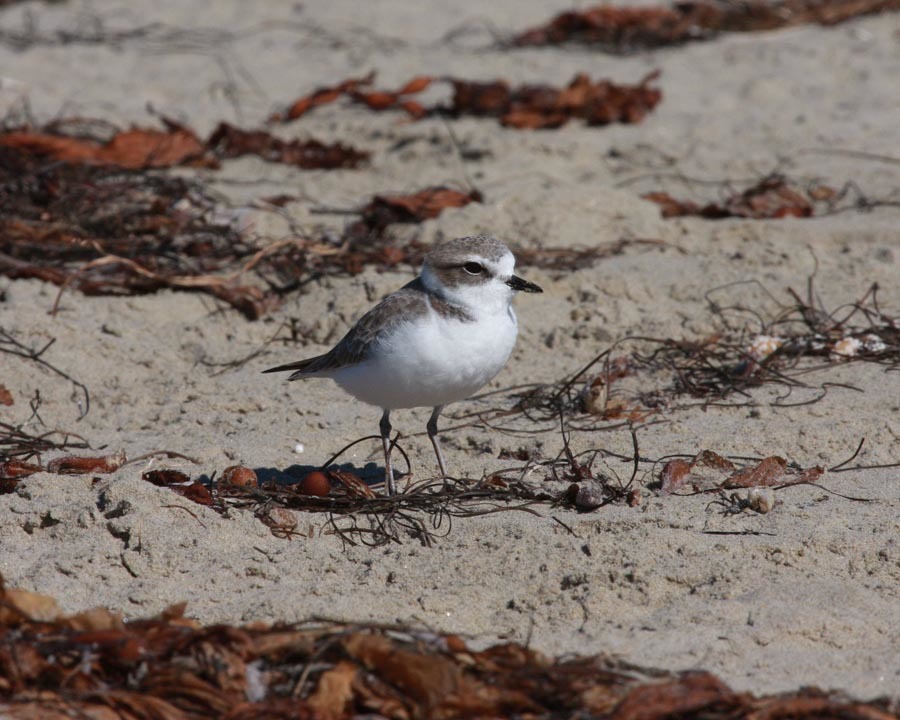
xmin=722 ymin=456 xmax=787 ymax=488
xmin=172 ymin=482 xmax=214 ymax=506
xmin=610 ymin=671 xmax=733 ymax=719
xmin=206 ymin=122 xmax=368 ymax=169
xmin=645 ymin=175 xmax=817 ymax=219
xmin=1 ymin=582 xmax=895 ymax=720
xmin=272 ymin=72 xmax=376 ymax=122
xmin=275 ymin=72 xmax=660 ymax=129
xmin=0 ymin=384 xmax=12 ymax=405
xmin=0 ymin=459 xmax=42 ymax=480
xmin=454 ymin=72 xmax=661 ymax=128
xmin=344 ymin=633 xmax=463 ymax=711
xmin=360 ymin=186 xmax=482 ymax=231
xmin=782 ymin=465 xmax=827 ymax=486
xmin=693 ymin=450 xmax=736 ymax=473
xmin=0 ymin=587 xmax=61 ymax=624
xmin=512 ymin=0 xmax=900 ymax=50
xmin=63 ymin=608 xmax=125 ymax=633
xmin=329 ymin=469 xmax=376 ymax=499
xmin=0 ymin=123 xmax=205 ymax=169
xmin=46 ymin=450 xmax=126 ymax=475
xmin=307 ymin=660 xmax=357 ymax=718
xmin=659 ymin=459 xmax=692 ymax=495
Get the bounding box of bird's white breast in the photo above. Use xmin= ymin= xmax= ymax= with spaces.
xmin=331 ymin=303 xmax=518 ymax=410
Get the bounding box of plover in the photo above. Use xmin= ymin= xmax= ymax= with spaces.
xmin=264 ymin=235 xmax=542 ymax=494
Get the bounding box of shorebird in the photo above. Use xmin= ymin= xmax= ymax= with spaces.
xmin=264 ymin=235 xmax=542 ymax=494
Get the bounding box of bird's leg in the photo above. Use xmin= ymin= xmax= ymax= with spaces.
xmin=427 ymin=405 xmax=449 ymax=486
xmin=380 ymin=409 xmax=395 ymax=496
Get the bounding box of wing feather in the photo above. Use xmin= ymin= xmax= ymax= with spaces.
xmin=262 ymin=279 xmax=430 ymax=379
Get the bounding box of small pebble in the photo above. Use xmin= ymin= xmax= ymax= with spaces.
xmin=221 ymin=465 xmax=258 ymax=488
xmin=300 ymin=471 xmax=331 ymax=496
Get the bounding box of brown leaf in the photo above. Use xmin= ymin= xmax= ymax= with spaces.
xmin=206 ymin=122 xmax=368 ymax=169
xmin=693 ymin=450 xmax=736 ymax=473
xmin=501 ymin=110 xmax=569 ymax=129
xmin=261 ymin=507 xmax=298 ymax=535
xmin=646 ymin=175 xmax=816 ymax=220
xmin=328 ymin=469 xmax=376 ymax=499
xmin=97 ymin=123 xmax=205 ymax=168
xmin=344 ymin=633 xmax=463 ymax=711
xmin=725 ymin=176 xmax=812 ymax=218
xmin=47 ymin=451 xmax=126 ymax=475
xmin=722 ymin=456 xmax=787 ymax=488
xmin=781 ymin=464 xmax=826 ymax=487
xmin=63 ymin=607 xmax=125 ymax=633
xmin=451 ymin=79 xmax=512 ymax=115
xmin=0 ymin=384 xmax=12 ymax=405
xmin=273 ymin=72 xmax=376 ymax=122
xmin=659 ymin=459 xmax=692 ymax=495
xmin=361 ymin=186 xmax=481 ymax=231
xmin=610 ymin=671 xmax=734 ymax=719
xmin=642 ymin=191 xmax=701 ymax=218
xmin=307 ymin=660 xmax=357 ymax=719
xmin=353 ymin=90 xmax=398 ymax=110
xmin=397 ymin=75 xmax=433 ymax=95
xmin=0 ymin=459 xmax=42 ymax=480
xmin=511 ymin=0 xmax=900 ymax=50
xmin=399 ymin=99 xmax=429 ymax=119
xmin=0 ymin=123 xmax=205 ymax=169
xmin=172 ymin=482 xmax=213 ymax=506
xmin=0 ymin=587 xmax=61 ymax=624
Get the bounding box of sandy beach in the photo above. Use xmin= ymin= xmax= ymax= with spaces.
xmin=1 ymin=0 xmax=899 ymax=702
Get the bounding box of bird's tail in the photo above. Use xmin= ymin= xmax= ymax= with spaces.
xmin=262 ymin=355 xmax=325 ymax=380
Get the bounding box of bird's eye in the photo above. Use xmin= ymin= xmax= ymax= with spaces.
xmin=463 ymin=262 xmax=484 ymax=275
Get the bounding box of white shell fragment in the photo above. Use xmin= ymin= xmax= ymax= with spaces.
xmin=746 ymin=335 xmax=784 ymax=362
xmin=831 ymin=336 xmax=862 ymax=359
xmin=745 ymin=487 xmax=776 ymax=514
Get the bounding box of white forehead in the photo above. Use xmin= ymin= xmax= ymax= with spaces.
xmin=488 ymin=250 xmax=516 ymax=277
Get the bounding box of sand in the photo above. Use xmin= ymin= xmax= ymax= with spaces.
xmin=1 ymin=0 xmax=899 ymax=701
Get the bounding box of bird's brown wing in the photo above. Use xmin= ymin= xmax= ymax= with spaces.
xmin=262 ymin=279 xmax=432 ymax=380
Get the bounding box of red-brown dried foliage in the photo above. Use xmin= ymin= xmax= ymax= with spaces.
xmin=206 ymin=122 xmax=368 ymax=169
xmin=644 ymin=175 xmax=822 ymax=219
xmin=0 ymin=584 xmax=895 ymax=719
xmin=659 ymin=449 xmax=825 ymax=494
xmin=274 ymin=72 xmax=662 ymax=129
xmin=359 ymin=186 xmax=482 ymax=232
xmin=0 ymin=137 xmax=478 ymax=319
xmin=512 ymin=0 xmax=900 ymax=50
xmin=0 ymin=117 xmax=367 ymax=171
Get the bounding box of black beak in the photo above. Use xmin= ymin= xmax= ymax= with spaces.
xmin=507 ymin=274 xmax=543 ymax=294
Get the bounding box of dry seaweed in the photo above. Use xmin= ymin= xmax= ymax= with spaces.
xmin=511 ymin=0 xmax=900 ymax=51
xmin=0 ymin=117 xmax=368 ymax=170
xmin=0 ymin=329 xmax=91 ymax=417
xmin=640 ymin=173 xmax=900 ymax=219
xmin=273 ymin=71 xmax=662 ymax=129
xmin=0 ymin=412 xmax=90 ymax=492
xmin=206 ymin=122 xmax=368 ymax=169
xmin=480 ymin=277 xmax=899 ymax=438
xmin=0 ymin=143 xmax=265 ymax=312
xmin=0 ymin=146 xmax=487 ymax=318
xmin=0 ymin=581 xmax=896 ymax=719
